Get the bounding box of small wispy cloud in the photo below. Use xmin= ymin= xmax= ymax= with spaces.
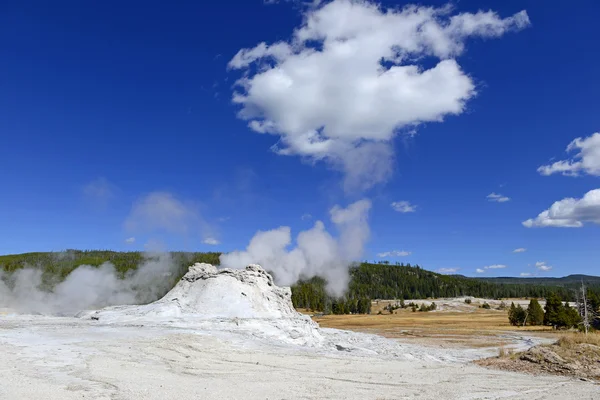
xmin=487 ymin=192 xmax=510 ymax=203
xmin=124 ymin=237 xmax=136 ymax=244
xmin=520 ymin=272 xmax=532 ymax=277
xmin=83 ymin=177 xmax=117 ymax=208
xmin=203 ymin=237 xmax=220 ymax=246
xmin=513 ymin=248 xmax=527 ymax=253
xmin=377 ymin=250 xmax=411 ymax=258
xmin=437 ymin=268 xmax=459 ymax=274
xmin=485 ymin=264 xmax=507 ymax=269
xmin=301 ymin=213 xmax=313 ymax=221
xmin=390 ymin=201 xmax=417 ymax=213
xmin=124 ymin=192 xmax=215 ymax=243
xmin=477 ymin=264 xmax=508 ymax=273
xmin=536 ymin=261 xmax=553 ymax=272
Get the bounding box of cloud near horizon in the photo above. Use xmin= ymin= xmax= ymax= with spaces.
xmin=536 ymin=261 xmax=553 ymax=272
xmin=377 ymin=250 xmax=411 ymax=258
xmin=229 ymin=0 xmax=529 ymax=191
xmin=523 ymin=188 xmax=600 ymax=228
xmin=477 ymin=264 xmax=507 ymax=273
xmin=202 ymin=237 xmax=220 ymax=246
xmin=437 ymin=267 xmax=459 ymax=274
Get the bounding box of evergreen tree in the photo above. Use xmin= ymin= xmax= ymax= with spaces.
xmin=558 ymin=302 xmax=581 ymax=328
xmin=508 ymin=302 xmax=518 ymax=326
xmin=508 ymin=302 xmax=527 ymax=326
xmin=527 ymin=299 xmax=544 ymax=326
xmin=544 ymin=293 xmax=563 ymax=328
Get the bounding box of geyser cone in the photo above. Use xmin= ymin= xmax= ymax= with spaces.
xmin=79 ymin=263 xmax=323 ymax=346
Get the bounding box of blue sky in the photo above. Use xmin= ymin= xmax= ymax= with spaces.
xmin=1 ymin=0 xmax=599 ymax=278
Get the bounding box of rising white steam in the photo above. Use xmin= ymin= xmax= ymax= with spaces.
xmin=0 ymin=252 xmax=178 ymax=316
xmin=220 ymin=199 xmax=371 ymax=296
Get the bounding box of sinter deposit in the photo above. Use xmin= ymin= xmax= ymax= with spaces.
xmin=77 ymin=263 xmax=544 ymax=362
xmin=79 ymin=263 xmax=324 ymax=346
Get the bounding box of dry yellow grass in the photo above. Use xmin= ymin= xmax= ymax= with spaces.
xmin=311 ymin=307 xmax=559 ymax=349
xmin=557 ymin=332 xmax=600 ymax=348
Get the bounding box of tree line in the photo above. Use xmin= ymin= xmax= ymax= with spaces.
xmin=292 ymin=262 xmax=600 ymax=314
xmin=2 ymin=252 xmax=599 ymax=318
xmin=508 ymin=290 xmax=600 ymax=330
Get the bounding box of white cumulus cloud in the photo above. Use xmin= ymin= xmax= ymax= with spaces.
xmin=476 ymin=268 xmax=485 ymax=273
xmin=538 ymin=132 xmax=600 ymax=177
xmin=487 ymin=192 xmax=510 ymax=203
xmin=229 ymin=0 xmax=529 ymax=191
xmin=377 ymin=250 xmax=411 ymax=258
xmin=522 ymin=188 xmax=600 ymax=228
xmin=513 ymin=248 xmax=527 ymax=253
xmin=124 ymin=237 xmax=136 ymax=244
xmin=391 ymin=201 xmax=417 ymax=213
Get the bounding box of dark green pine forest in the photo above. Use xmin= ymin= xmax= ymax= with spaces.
xmin=291 ymin=262 xmax=600 ymax=314
xmin=1 ymin=251 xmax=599 ymax=315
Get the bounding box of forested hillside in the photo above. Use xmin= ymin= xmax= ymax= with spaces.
xmin=2 ymin=251 xmax=599 ymax=314
xmin=0 ymin=250 xmax=220 ymax=290
xmin=291 ymin=263 xmax=600 ymax=313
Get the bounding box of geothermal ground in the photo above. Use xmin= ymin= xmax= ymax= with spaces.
xmin=1 ymin=264 xmax=598 ymax=399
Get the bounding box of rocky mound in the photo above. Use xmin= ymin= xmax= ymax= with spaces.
xmin=79 ymin=263 xmax=324 ymax=346
xmin=477 ymin=340 xmax=600 ymax=382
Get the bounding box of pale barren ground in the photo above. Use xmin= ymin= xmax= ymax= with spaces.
xmin=1 ymin=300 xmax=598 ymax=400
xmin=1 ymin=316 xmax=598 ymax=400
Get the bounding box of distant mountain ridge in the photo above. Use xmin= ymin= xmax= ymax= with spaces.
xmin=476 ymin=274 xmax=600 ymax=286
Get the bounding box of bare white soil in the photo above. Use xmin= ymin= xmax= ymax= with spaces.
xmin=1 ymin=265 xmax=597 ymax=399
xmin=376 ymin=297 xmax=549 ymax=313
xmin=1 ymin=315 xmax=598 ymax=400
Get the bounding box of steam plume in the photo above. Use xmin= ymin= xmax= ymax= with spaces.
xmin=0 ymin=252 xmax=177 ymax=316
xmin=219 ymin=199 xmax=371 ymax=296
